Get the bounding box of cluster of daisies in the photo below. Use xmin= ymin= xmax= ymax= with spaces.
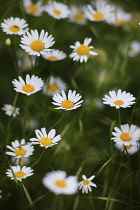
xmin=103 ymin=89 xmax=140 ymax=155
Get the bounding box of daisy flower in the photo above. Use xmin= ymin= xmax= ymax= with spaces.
xmin=42 ymin=49 xmax=66 ymax=61
xmin=102 ymin=89 xmax=135 ymax=109
xmin=127 ymin=41 xmax=140 ymax=57
xmin=23 ymin=0 xmax=45 ymax=16
xmin=42 ymin=170 xmax=78 ymax=195
xmin=69 ymin=38 xmax=97 ymax=63
xmin=20 ymin=29 xmax=55 ymax=56
xmin=85 ymin=2 xmax=114 ymax=22
xmin=2 ymin=104 xmax=20 ymax=117
xmin=69 ymin=5 xmax=87 ymax=25
xmin=6 ymin=165 xmax=33 ymax=181
xmin=52 ymin=90 xmax=83 ymax=111
xmin=6 ymin=139 xmax=34 ymax=159
xmin=12 ymin=74 xmax=44 ymax=96
xmin=115 ymin=142 xmax=140 ymax=155
xmin=111 ymin=124 xmax=140 ymax=146
xmin=42 ymin=76 xmax=67 ymax=96
xmin=11 ymin=157 xmax=30 ymax=166
xmin=1 ymin=17 xmax=28 ymax=35
xmin=30 ymin=128 xmax=61 ymax=148
xmin=45 ymin=1 xmax=69 ymax=20
xmin=79 ymin=175 xmax=97 ymax=194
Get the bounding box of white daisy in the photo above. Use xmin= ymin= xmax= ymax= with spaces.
xmin=23 ymin=0 xmax=45 ymax=16
xmin=30 ymin=128 xmax=61 ymax=148
xmin=6 ymin=165 xmax=33 ymax=181
xmin=115 ymin=143 xmax=140 ymax=155
xmin=0 ymin=190 xmax=2 ymax=199
xmin=85 ymin=2 xmax=114 ymax=22
xmin=1 ymin=17 xmax=28 ymax=35
xmin=127 ymin=41 xmax=140 ymax=57
xmin=42 ymin=170 xmax=78 ymax=195
xmin=11 ymin=157 xmax=30 ymax=166
xmin=20 ymin=29 xmax=55 ymax=56
xmin=42 ymin=76 xmax=67 ymax=96
xmin=106 ymin=8 xmax=132 ymax=26
xmin=45 ymin=1 xmax=69 ymax=20
xmin=69 ymin=5 xmax=87 ymax=25
xmin=12 ymin=74 xmax=44 ymax=96
xmin=2 ymin=104 xmax=20 ymax=117
xmin=79 ymin=175 xmax=97 ymax=194
xmin=52 ymin=90 xmax=83 ymax=111
xmin=42 ymin=49 xmax=67 ymax=61
xmin=6 ymin=139 xmax=34 ymax=159
xmin=111 ymin=124 xmax=140 ymax=146
xmin=102 ymin=89 xmax=135 ymax=109
xmin=69 ymin=38 xmax=97 ymax=63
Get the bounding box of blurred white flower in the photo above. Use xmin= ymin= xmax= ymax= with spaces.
xmin=2 ymin=104 xmax=20 ymax=117
xmin=42 ymin=49 xmax=66 ymax=61
xmin=23 ymin=0 xmax=45 ymax=16
xmin=69 ymin=5 xmax=87 ymax=25
xmin=115 ymin=142 xmax=140 ymax=155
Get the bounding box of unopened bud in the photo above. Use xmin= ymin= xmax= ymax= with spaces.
xmin=5 ymin=38 xmax=11 ymax=46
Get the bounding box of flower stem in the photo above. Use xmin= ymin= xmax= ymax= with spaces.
xmin=30 ymin=148 xmax=46 ymax=168
xmin=118 ymin=108 xmax=121 ymax=128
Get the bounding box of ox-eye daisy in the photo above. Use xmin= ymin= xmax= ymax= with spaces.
xmin=2 ymin=104 xmax=20 ymax=117
xmin=85 ymin=2 xmax=114 ymax=22
xmin=79 ymin=175 xmax=97 ymax=194
xmin=115 ymin=143 xmax=140 ymax=155
xmin=30 ymin=128 xmax=61 ymax=148
xmin=112 ymin=124 xmax=140 ymax=146
xmin=127 ymin=41 xmax=140 ymax=57
xmin=42 ymin=76 xmax=67 ymax=96
xmin=69 ymin=38 xmax=97 ymax=63
xmin=52 ymin=90 xmax=83 ymax=111
xmin=69 ymin=5 xmax=87 ymax=25
xmin=6 ymin=139 xmax=34 ymax=159
xmin=12 ymin=74 xmax=44 ymax=96
xmin=1 ymin=17 xmax=28 ymax=35
xmin=42 ymin=170 xmax=78 ymax=195
xmin=20 ymin=30 xmax=55 ymax=56
xmin=6 ymin=165 xmax=33 ymax=181
xmin=45 ymin=1 xmax=69 ymax=19
xmin=103 ymin=89 xmax=135 ymax=109
xmin=23 ymin=0 xmax=45 ymax=16
xmin=42 ymin=49 xmax=66 ymax=61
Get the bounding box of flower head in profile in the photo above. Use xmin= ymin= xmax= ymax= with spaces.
xmin=69 ymin=38 xmax=97 ymax=63
xmin=42 ymin=49 xmax=67 ymax=61
xmin=45 ymin=1 xmax=69 ymax=19
xmin=6 ymin=165 xmax=33 ymax=181
xmin=1 ymin=17 xmax=28 ymax=35
xmin=112 ymin=124 xmax=140 ymax=146
xmin=52 ymin=90 xmax=83 ymax=111
xmin=30 ymin=128 xmax=61 ymax=148
xmin=12 ymin=74 xmax=44 ymax=96
xmin=20 ymin=29 xmax=55 ymax=56
xmin=2 ymin=104 xmax=20 ymax=117
xmin=23 ymin=0 xmax=45 ymax=16
xmin=42 ymin=76 xmax=67 ymax=96
xmin=6 ymin=139 xmax=34 ymax=159
xmin=79 ymin=175 xmax=97 ymax=194
xmin=115 ymin=142 xmax=140 ymax=155
xmin=69 ymin=5 xmax=87 ymax=25
xmin=42 ymin=170 xmax=78 ymax=195
xmin=102 ymin=89 xmax=135 ymax=109
xmin=85 ymin=2 xmax=114 ymax=22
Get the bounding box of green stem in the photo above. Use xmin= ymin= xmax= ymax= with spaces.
xmin=30 ymin=148 xmax=46 ymax=168
xmin=89 ymin=192 xmax=95 ymax=210
xmin=118 ymin=108 xmax=121 ymax=128
xmin=18 ymin=0 xmax=26 ymax=19
xmin=47 ymin=113 xmax=65 ymax=131
xmin=129 ymin=90 xmax=140 ymax=124
xmin=0 ymin=0 xmax=16 ymax=22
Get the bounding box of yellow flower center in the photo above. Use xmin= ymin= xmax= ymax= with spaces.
xmin=22 ymin=85 xmax=35 ymax=93
xmin=27 ymin=4 xmax=39 ymax=14
xmin=48 ymin=84 xmax=59 ymax=92
xmin=30 ymin=40 xmax=44 ymax=52
xmin=83 ymin=180 xmax=90 ymax=185
xmin=93 ymin=12 xmax=104 ymax=21
xmin=53 ymin=9 xmax=62 ymax=15
xmin=76 ymin=45 xmax=90 ymax=56
xmin=55 ymin=180 xmax=67 ymax=187
xmin=114 ymin=100 xmax=124 ymax=105
xmin=8 ymin=108 xmax=14 ymax=112
xmin=116 ymin=20 xmax=124 ymax=25
xmin=9 ymin=25 xmax=20 ymax=32
xmin=15 ymin=171 xmax=26 ymax=178
xmin=15 ymin=148 xmax=27 ymax=156
xmin=74 ymin=12 xmax=85 ymax=21
xmin=40 ymin=137 xmax=52 ymax=146
xmin=48 ymin=56 xmax=58 ymax=61
xmin=125 ymin=145 xmax=133 ymax=149
xmin=120 ymin=132 xmax=132 ymax=142
xmin=62 ymin=100 xmax=74 ymax=109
